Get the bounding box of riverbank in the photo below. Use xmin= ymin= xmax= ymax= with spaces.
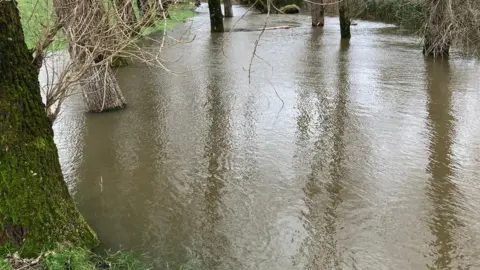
xmin=1 ymin=246 xmax=151 ymax=270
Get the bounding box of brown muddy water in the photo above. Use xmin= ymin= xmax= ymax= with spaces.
xmin=43 ymin=4 xmax=480 ymax=270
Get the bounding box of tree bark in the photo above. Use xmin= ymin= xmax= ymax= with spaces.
xmin=224 ymin=0 xmax=233 ymax=17
xmin=339 ymin=0 xmax=351 ymax=39
xmin=208 ymin=0 xmax=224 ymax=32
xmin=310 ymin=0 xmax=324 ymax=27
xmin=0 ymin=1 xmax=98 ymax=256
xmin=423 ymin=0 xmax=450 ymax=57
xmin=82 ymin=64 xmax=127 ymax=112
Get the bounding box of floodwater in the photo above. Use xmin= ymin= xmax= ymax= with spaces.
xmin=47 ymin=4 xmax=480 ymax=270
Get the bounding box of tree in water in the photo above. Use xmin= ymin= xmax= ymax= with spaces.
xmin=338 ymin=0 xmax=351 ymax=39
xmin=310 ymin=0 xmax=325 ymax=27
xmin=0 ymin=0 xmax=98 ymax=255
xmin=423 ymin=0 xmax=451 ymax=58
xmin=208 ymin=0 xmax=224 ymax=32
xmin=54 ymin=0 xmax=127 ymax=112
xmin=224 ymin=0 xmax=233 ymax=18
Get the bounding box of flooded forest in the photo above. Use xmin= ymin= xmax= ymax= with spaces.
xmin=1 ymin=0 xmax=480 ymax=269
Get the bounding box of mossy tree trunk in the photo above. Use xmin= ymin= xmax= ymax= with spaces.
xmin=423 ymin=0 xmax=450 ymax=57
xmin=208 ymin=0 xmax=224 ymax=32
xmin=311 ymin=0 xmax=324 ymax=27
xmin=0 ymin=0 xmax=98 ymax=256
xmin=224 ymin=0 xmax=233 ymax=17
xmin=339 ymin=0 xmax=351 ymax=39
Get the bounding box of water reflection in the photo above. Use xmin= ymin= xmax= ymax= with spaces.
xmin=424 ymin=59 xmax=463 ymax=269
xmin=200 ymin=35 xmax=233 ymax=269
xmin=47 ymin=6 xmax=480 ymax=269
xmin=300 ymin=36 xmax=350 ymax=269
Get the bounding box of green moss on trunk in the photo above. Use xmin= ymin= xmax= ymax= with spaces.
xmin=208 ymin=0 xmax=224 ymax=32
xmin=0 ymin=0 xmax=98 ymax=256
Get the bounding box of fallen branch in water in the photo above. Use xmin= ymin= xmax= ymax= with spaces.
xmin=256 ymin=25 xmax=291 ymax=30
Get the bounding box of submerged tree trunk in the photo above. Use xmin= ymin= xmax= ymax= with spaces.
xmin=208 ymin=0 xmax=224 ymax=32
xmin=0 ymin=1 xmax=98 ymax=256
xmin=339 ymin=0 xmax=351 ymax=39
xmin=82 ymin=64 xmax=127 ymax=112
xmin=224 ymin=0 xmax=233 ymax=17
xmin=423 ymin=0 xmax=450 ymax=57
xmin=310 ymin=0 xmax=324 ymax=27
xmin=55 ymin=0 xmax=127 ymax=112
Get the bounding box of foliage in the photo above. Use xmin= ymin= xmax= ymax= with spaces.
xmin=0 ymin=259 xmax=12 ymax=270
xmin=0 ymin=246 xmax=151 ymax=270
xmin=43 ymin=247 xmax=93 ymax=270
xmin=91 ymin=250 xmax=153 ymax=270
xmin=355 ymin=0 xmax=427 ymax=28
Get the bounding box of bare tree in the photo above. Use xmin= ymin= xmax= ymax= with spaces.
xmin=423 ymin=0 xmax=452 ymax=57
xmin=224 ymin=0 xmax=234 ymax=17
xmin=423 ymin=0 xmax=480 ymax=57
xmin=209 ymin=0 xmax=224 ymax=31
xmin=53 ymin=0 xmax=127 ymax=113
xmin=310 ymin=0 xmax=325 ymax=27
xmin=339 ymin=0 xmax=351 ymax=38
xmin=115 ymin=0 xmax=137 ymax=29
xmin=28 ymin=0 xmax=181 ymax=121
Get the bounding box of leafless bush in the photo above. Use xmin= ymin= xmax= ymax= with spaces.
xmin=421 ymin=0 xmax=480 ymax=57
xmin=30 ymin=0 xmax=191 ymax=121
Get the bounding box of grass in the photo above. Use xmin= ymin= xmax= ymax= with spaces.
xmin=139 ymin=4 xmax=196 ymax=36
xmin=0 ymin=259 xmax=12 ymax=270
xmin=16 ymin=0 xmax=196 ymax=51
xmin=17 ymin=0 xmax=64 ymax=49
xmin=1 ymin=246 xmax=152 ymax=270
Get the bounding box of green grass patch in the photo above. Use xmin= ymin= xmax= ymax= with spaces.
xmin=138 ymin=4 xmax=196 ymax=36
xmin=0 ymin=259 xmax=13 ymax=270
xmin=1 ymin=246 xmax=152 ymax=270
xmin=43 ymin=246 xmax=93 ymax=270
xmin=17 ymin=0 xmax=65 ymax=49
